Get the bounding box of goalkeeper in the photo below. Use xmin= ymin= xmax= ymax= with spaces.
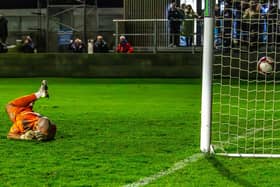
xmin=5 ymin=80 xmax=56 ymax=141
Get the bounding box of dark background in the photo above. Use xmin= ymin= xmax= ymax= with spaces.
xmin=0 ymin=0 xmax=123 ymax=9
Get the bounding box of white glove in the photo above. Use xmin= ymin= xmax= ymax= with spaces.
xmin=20 ymin=130 xmax=35 ymax=140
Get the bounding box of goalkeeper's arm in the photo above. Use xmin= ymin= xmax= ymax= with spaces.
xmin=7 ymin=130 xmax=35 ymax=140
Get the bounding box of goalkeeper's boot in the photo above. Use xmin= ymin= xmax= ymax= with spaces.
xmin=39 ymin=80 xmax=49 ymax=98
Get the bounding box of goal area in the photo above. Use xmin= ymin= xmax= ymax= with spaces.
xmin=200 ymin=0 xmax=280 ymax=157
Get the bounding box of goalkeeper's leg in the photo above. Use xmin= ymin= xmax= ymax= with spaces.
xmin=6 ymin=94 xmax=37 ymax=122
xmin=7 ymin=80 xmax=48 ymax=108
xmin=5 ymin=80 xmax=49 ymax=122
xmin=7 ymin=94 xmax=37 ymax=108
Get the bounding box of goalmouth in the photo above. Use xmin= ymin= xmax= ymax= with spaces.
xmin=200 ymin=0 xmax=280 ymax=157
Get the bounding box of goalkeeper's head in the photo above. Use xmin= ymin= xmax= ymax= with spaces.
xmin=35 ymin=117 xmax=57 ymax=141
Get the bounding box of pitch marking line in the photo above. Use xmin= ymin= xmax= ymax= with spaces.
xmin=124 ymin=128 xmax=264 ymax=186
xmin=124 ymin=128 xmax=263 ymax=187
xmin=123 ymin=153 xmax=204 ymax=187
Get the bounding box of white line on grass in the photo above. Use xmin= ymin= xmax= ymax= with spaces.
xmin=123 ymin=153 xmax=204 ymax=187
xmin=124 ymin=128 xmax=264 ymax=187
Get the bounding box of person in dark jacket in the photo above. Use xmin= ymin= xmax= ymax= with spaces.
xmin=0 ymin=14 xmax=8 ymax=43
xmin=21 ymin=35 xmax=35 ymax=53
xmin=69 ymin=38 xmax=85 ymax=53
xmin=181 ymin=4 xmax=198 ymax=47
xmin=93 ymin=35 xmax=109 ymax=53
xmin=0 ymin=42 xmax=8 ymax=53
xmin=168 ymin=2 xmax=184 ymax=47
xmin=223 ymin=0 xmax=233 ymax=48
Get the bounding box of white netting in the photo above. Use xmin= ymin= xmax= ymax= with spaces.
xmin=211 ymin=1 xmax=280 ymax=156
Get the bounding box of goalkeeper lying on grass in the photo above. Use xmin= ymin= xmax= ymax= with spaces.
xmin=5 ymin=80 xmax=56 ymax=141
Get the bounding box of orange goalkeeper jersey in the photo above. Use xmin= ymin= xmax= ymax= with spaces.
xmin=9 ymin=111 xmax=41 ymax=134
xmin=6 ymin=94 xmax=41 ymax=134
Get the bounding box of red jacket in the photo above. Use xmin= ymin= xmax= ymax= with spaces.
xmin=116 ymin=41 xmax=134 ymax=53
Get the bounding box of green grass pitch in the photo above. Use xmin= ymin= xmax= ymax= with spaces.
xmin=1 ymin=78 xmax=280 ymax=186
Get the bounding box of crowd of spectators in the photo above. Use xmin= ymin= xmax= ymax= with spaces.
xmin=68 ymin=35 xmax=133 ymax=54
xmin=167 ymin=0 xmax=279 ymax=50
xmin=0 ymin=13 xmax=134 ymax=54
xmin=1 ymin=0 xmax=279 ymax=53
xmin=168 ymin=1 xmax=200 ymax=47
xmin=215 ymin=0 xmax=279 ymax=50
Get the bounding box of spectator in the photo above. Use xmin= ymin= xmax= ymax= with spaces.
xmin=243 ymin=0 xmax=261 ymax=18
xmin=181 ymin=4 xmax=198 ymax=47
xmin=232 ymin=1 xmax=241 ymax=46
xmin=242 ymin=0 xmax=261 ymax=49
xmin=0 ymin=41 xmax=8 ymax=53
xmin=180 ymin=3 xmax=186 ymax=11
xmin=178 ymin=3 xmax=186 ymax=20
xmin=241 ymin=0 xmax=250 ymax=45
xmin=214 ymin=4 xmax=222 ymax=49
xmin=0 ymin=14 xmax=8 ymax=44
xmin=69 ymin=38 xmax=85 ymax=53
xmin=93 ymin=35 xmax=109 ymax=53
xmin=168 ymin=2 xmax=184 ymax=47
xmin=241 ymin=0 xmax=250 ymax=10
xmin=259 ymin=2 xmax=269 ymax=43
xmin=116 ymin=36 xmax=134 ymax=53
xmin=168 ymin=0 xmax=175 ymax=9
xmin=222 ymin=0 xmax=233 ymax=48
xmin=267 ymin=2 xmax=278 ymax=45
xmin=21 ymin=35 xmax=35 ymax=53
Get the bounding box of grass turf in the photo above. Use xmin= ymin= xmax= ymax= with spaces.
xmin=0 ymin=78 xmax=201 ymax=186
xmin=1 ymin=78 xmax=280 ymax=187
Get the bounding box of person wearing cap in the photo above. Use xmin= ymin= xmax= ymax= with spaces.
xmin=116 ymin=36 xmax=134 ymax=53
xmin=6 ymin=80 xmax=56 ymax=141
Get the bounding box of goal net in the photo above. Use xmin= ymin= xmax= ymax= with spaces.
xmin=211 ymin=1 xmax=280 ymax=157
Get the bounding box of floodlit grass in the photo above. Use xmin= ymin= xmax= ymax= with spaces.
xmin=0 ymin=78 xmax=201 ymax=186
xmin=148 ymin=155 xmax=280 ymax=187
xmin=212 ymin=80 xmax=280 ymax=154
xmin=1 ymin=78 xmax=280 ymax=187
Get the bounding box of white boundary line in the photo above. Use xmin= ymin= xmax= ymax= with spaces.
xmin=123 ymin=153 xmax=204 ymax=187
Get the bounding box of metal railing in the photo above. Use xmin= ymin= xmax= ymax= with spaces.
xmin=113 ymin=18 xmax=203 ymax=53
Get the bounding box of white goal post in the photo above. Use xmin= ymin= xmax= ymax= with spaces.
xmin=200 ymin=0 xmax=215 ymax=154
xmin=200 ymin=0 xmax=280 ymax=157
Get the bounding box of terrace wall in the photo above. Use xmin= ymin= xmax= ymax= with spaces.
xmin=0 ymin=53 xmax=202 ymax=78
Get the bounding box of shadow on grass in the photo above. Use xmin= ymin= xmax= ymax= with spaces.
xmin=207 ymin=156 xmax=257 ymax=187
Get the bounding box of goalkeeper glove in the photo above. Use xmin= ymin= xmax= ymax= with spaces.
xmin=20 ymin=130 xmax=35 ymax=140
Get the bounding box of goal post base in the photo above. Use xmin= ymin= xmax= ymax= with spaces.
xmin=215 ymin=153 xmax=280 ymax=158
